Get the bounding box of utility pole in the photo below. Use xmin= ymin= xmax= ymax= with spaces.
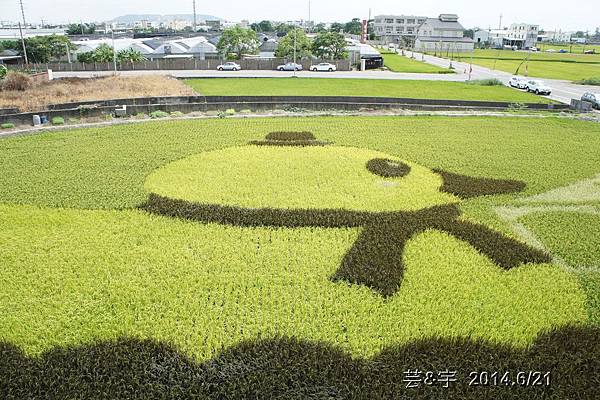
xmin=308 ymin=1 xmax=311 ymax=32
xmin=111 ymin=29 xmax=118 ymax=76
xmin=18 ymin=22 xmax=29 ymax=65
xmin=80 ymin=19 xmax=84 ymax=35
xmin=498 ymin=14 xmax=502 ymax=30
xmin=19 ymin=0 xmax=27 ymax=27
xmin=193 ymin=0 xmax=197 ymax=32
xmin=293 ymin=28 xmax=297 ymax=77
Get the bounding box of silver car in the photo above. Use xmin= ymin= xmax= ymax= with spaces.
xmin=277 ymin=62 xmax=302 ymax=71
xmin=582 ymin=92 xmax=600 ymax=109
xmin=217 ymin=62 xmax=241 ymax=71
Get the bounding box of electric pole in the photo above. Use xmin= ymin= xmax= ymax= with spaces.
xmin=193 ymin=0 xmax=197 ymax=32
xmin=308 ymin=1 xmax=311 ymax=32
xmin=498 ymin=14 xmax=502 ymax=30
xmin=18 ymin=0 xmax=29 ymax=65
xmin=18 ymin=22 xmax=29 ymax=65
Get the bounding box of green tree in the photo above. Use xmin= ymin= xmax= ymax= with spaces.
xmin=274 ymin=23 xmax=294 ymax=35
xmin=217 ymin=26 xmax=259 ymax=59
xmin=275 ymin=28 xmax=312 ymax=59
xmin=330 ymin=23 xmax=344 ymax=33
xmin=0 ymin=65 xmax=7 ymax=80
xmin=344 ymin=18 xmax=362 ymax=35
xmin=92 ymin=44 xmax=115 ymax=63
xmin=66 ymin=23 xmax=96 ymax=35
xmin=0 ymin=35 xmax=74 ymax=63
xmin=311 ymin=31 xmax=348 ymax=60
xmin=117 ymin=48 xmax=146 ymax=62
xmin=314 ymin=23 xmax=327 ymax=33
xmin=252 ymin=20 xmax=274 ymax=32
xmin=76 ymin=51 xmax=95 ymax=63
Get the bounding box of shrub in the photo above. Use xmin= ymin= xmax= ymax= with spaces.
xmin=0 ymin=65 xmax=7 ymax=80
xmin=576 ymin=77 xmax=600 ymax=86
xmin=51 ymin=117 xmax=65 ymax=125
xmin=1 ymin=123 xmax=15 ymax=129
xmin=225 ymin=109 xmax=236 ymax=116
xmin=149 ymin=111 xmax=169 ymax=119
xmin=1 ymin=71 xmax=33 ymax=91
xmin=170 ymin=111 xmax=184 ymax=117
xmin=467 ymin=78 xmax=504 ymax=86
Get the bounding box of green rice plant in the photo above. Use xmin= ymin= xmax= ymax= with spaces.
xmin=51 ymin=117 xmax=64 ymax=125
xmin=1 ymin=123 xmax=15 ymax=129
xmin=2 ymin=327 xmax=598 ymax=399
xmin=149 ymin=110 xmax=169 ymax=119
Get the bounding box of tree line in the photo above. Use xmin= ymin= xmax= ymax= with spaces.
xmin=218 ymin=27 xmax=349 ymax=60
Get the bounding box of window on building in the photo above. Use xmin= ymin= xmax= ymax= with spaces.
xmin=418 ymin=19 xmax=425 ymax=24
xmin=407 ymin=28 xmax=414 ymax=34
xmin=407 ymin=19 xmax=415 ymax=24
xmin=385 ymin=27 xmax=393 ymax=33
xmin=396 ymin=26 xmax=404 ymax=32
xmin=396 ymin=19 xmax=404 ymax=24
xmin=385 ymin=19 xmax=394 ymax=23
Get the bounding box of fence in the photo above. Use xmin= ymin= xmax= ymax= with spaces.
xmin=11 ymin=58 xmax=352 ymax=72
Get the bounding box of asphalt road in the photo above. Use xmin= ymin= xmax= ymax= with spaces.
xmin=408 ymin=50 xmax=598 ymax=105
xmin=53 ymin=55 xmax=599 ymax=106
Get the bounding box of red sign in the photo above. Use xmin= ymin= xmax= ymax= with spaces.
xmin=361 ymin=20 xmax=368 ymax=43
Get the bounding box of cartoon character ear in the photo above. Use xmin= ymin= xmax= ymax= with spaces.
xmin=433 ymin=169 xmax=526 ymax=199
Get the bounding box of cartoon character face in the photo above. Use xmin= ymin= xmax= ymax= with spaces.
xmin=143 ymin=132 xmax=550 ymax=297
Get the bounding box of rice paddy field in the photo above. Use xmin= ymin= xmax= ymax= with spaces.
xmin=184 ymin=77 xmax=552 ymax=103
xmin=0 ymin=115 xmax=599 ymax=398
xmin=450 ymin=49 xmax=600 ymax=81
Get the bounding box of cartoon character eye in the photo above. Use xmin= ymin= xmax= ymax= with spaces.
xmin=366 ymin=158 xmax=411 ymax=178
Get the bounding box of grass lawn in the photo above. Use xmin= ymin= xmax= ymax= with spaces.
xmin=381 ymin=51 xmax=452 ymax=74
xmin=185 ymin=77 xmax=552 ymax=103
xmin=1 ymin=116 xmax=599 ymax=397
xmin=447 ymin=49 xmax=600 ymax=81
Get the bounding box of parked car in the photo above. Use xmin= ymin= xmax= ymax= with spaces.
xmin=276 ymin=62 xmax=302 ymax=71
xmin=584 ymin=49 xmax=596 ymax=54
xmin=545 ymin=49 xmax=557 ymax=53
xmin=509 ymin=76 xmax=528 ymax=89
xmin=530 ymin=47 xmax=538 ymax=52
xmin=558 ymin=49 xmax=568 ymax=53
xmin=582 ymin=92 xmax=600 ymax=109
xmin=310 ymin=63 xmax=337 ymax=72
xmin=217 ymin=62 xmax=241 ymax=71
xmin=526 ymin=80 xmax=552 ymax=95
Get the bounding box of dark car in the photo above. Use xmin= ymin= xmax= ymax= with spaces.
xmin=582 ymin=92 xmax=600 ymax=109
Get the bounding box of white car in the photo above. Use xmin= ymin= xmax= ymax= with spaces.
xmin=310 ymin=63 xmax=337 ymax=72
xmin=217 ymin=62 xmax=241 ymax=71
xmin=509 ymin=76 xmax=528 ymax=89
xmin=530 ymin=47 xmax=538 ymax=52
xmin=276 ymin=62 xmax=302 ymax=71
xmin=526 ymin=80 xmax=552 ymax=95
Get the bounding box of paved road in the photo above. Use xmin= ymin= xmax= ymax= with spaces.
xmin=54 ymin=55 xmax=599 ymax=106
xmin=54 ymin=69 xmax=466 ymax=81
xmin=408 ymin=50 xmax=598 ymax=105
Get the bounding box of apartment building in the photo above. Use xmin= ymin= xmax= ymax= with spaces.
xmin=504 ymin=23 xmax=539 ymax=49
xmin=372 ymin=15 xmax=427 ymax=42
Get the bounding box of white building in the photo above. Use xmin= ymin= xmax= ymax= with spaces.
xmin=504 ymin=23 xmax=539 ymax=49
xmin=541 ymin=30 xmax=572 ymax=43
xmin=373 ymin=15 xmax=427 ymax=42
xmin=474 ymin=29 xmax=508 ymax=48
xmin=414 ymin=14 xmax=474 ymax=53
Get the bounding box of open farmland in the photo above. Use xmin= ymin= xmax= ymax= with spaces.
xmin=1 ymin=116 xmax=599 ymax=398
xmin=185 ymin=77 xmax=552 ymax=103
xmin=379 ymin=50 xmax=452 ymax=74
xmin=450 ymin=49 xmax=600 ymax=81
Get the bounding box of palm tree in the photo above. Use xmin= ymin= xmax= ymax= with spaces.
xmin=117 ymin=48 xmax=146 ymax=63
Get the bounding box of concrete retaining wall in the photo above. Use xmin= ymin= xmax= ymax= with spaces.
xmin=0 ymin=96 xmax=570 ymax=126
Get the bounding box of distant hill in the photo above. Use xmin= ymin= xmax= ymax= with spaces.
xmin=110 ymin=14 xmax=224 ymax=24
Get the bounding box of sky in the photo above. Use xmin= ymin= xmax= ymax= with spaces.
xmin=1 ymin=0 xmax=598 ymax=32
